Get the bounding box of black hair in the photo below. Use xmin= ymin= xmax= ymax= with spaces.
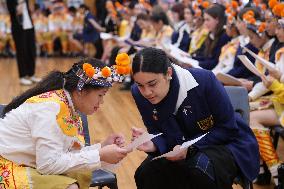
xmin=3 ymin=58 xmax=106 ymax=116
xmin=150 ymin=11 xmax=169 ymax=25
xmin=132 ymin=47 xmax=171 ymax=75
xmin=237 ymin=7 xmax=261 ymax=20
xmin=79 ymin=4 xmax=89 ymax=11
xmin=68 ymin=6 xmax=77 ymax=14
xmin=136 ymin=13 xmax=150 ymax=21
xmin=203 ymin=4 xmax=227 ymax=56
xmin=187 ymin=5 xmax=195 ymax=16
xmin=171 ymin=3 xmax=185 ymax=21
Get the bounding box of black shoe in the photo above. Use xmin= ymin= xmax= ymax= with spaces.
xmin=274 ymin=184 xmax=284 ymax=189
xmin=277 ymin=163 xmax=284 ymax=189
xmin=255 ymin=171 xmax=271 ymax=185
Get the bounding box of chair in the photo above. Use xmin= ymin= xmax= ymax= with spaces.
xmin=270 ymin=125 xmax=284 ymax=149
xmin=80 ymin=112 xmax=118 ymax=189
xmin=224 ymin=86 xmax=250 ymax=125
xmin=224 ymin=86 xmax=253 ymax=189
xmin=0 ymin=104 xmax=118 ymax=189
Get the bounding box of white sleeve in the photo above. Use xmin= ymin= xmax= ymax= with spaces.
xmin=28 ymin=102 xmax=101 ymax=175
xmin=48 ymin=18 xmax=55 ymax=32
xmin=248 ymin=82 xmax=270 ymax=101
xmin=219 ymin=54 xmax=235 ymax=74
xmin=277 ymin=54 xmax=284 ymax=83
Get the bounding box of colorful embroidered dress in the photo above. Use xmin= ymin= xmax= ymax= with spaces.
xmin=0 ymin=90 xmax=101 ymax=189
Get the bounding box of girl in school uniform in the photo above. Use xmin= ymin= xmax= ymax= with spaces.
xmin=192 ymin=4 xmax=231 ymax=70
xmin=130 ymin=47 xmax=259 ymax=189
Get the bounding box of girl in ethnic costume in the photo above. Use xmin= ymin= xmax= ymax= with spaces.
xmin=0 ymin=55 xmax=132 ymax=189
xmin=249 ymin=3 xmax=284 ymax=187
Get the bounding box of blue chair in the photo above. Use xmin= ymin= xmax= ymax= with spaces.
xmin=224 ymin=86 xmax=249 ymax=125
xmin=0 ymin=104 xmax=118 ymax=189
xmin=224 ymin=86 xmax=253 ymax=189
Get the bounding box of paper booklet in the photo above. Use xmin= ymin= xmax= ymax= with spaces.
xmin=242 ymin=47 xmax=276 ymax=71
xmin=238 ymin=55 xmax=264 ymax=77
xmin=162 ymin=43 xmax=200 ymax=68
xmin=216 ymin=72 xmax=242 ymax=86
xmin=100 ymin=32 xmax=129 ymax=43
xmin=152 ymin=133 xmax=208 ymax=160
xmin=124 ymin=132 xmax=163 ymax=151
xmin=100 ymin=32 xmax=114 ymax=40
xmin=102 ymin=132 xmax=162 ymax=171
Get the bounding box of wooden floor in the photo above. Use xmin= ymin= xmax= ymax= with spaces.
xmin=0 ymin=58 xmax=283 ymax=189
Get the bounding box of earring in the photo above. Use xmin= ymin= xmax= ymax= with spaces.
xmin=168 ymin=76 xmax=172 ymax=80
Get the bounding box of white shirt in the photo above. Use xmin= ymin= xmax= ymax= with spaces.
xmin=22 ymin=2 xmax=33 ymax=30
xmin=0 ymin=101 xmax=101 ymax=175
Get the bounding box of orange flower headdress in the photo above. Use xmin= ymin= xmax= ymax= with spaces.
xmin=225 ymin=0 xmax=239 ymax=25
xmin=74 ymin=53 xmax=131 ymax=90
xmin=243 ymin=10 xmax=266 ymax=37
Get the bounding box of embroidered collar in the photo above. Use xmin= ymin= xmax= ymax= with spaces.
xmin=262 ymin=38 xmax=275 ymax=52
xmin=64 ymin=89 xmax=79 ymax=116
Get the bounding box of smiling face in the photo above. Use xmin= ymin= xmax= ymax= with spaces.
xmin=73 ymin=88 xmax=109 ymax=115
xmin=133 ymin=69 xmax=172 ymax=104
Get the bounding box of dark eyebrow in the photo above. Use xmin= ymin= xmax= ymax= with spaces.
xmin=136 ymin=79 xmax=157 ymax=86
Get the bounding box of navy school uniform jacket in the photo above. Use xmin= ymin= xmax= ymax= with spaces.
xmin=227 ymin=43 xmax=259 ymax=78
xmin=192 ymin=32 xmax=231 ymax=70
xmin=171 ymin=22 xmax=191 ymax=52
xmin=131 ymin=68 xmax=259 ymax=181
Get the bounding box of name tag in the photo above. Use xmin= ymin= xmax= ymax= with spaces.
xmin=197 ymin=115 xmax=214 ymax=130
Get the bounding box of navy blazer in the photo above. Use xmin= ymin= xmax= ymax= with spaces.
xmin=227 ymin=43 xmax=259 ymax=78
xmin=193 ymin=32 xmax=231 ymax=70
xmin=171 ymin=23 xmax=191 ymax=52
xmin=131 ymin=68 xmax=259 ymax=181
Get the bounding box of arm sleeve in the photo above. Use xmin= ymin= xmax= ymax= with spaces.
xmin=248 ymin=82 xmax=269 ymax=101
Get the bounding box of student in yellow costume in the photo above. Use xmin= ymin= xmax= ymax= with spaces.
xmin=249 ymin=5 xmax=284 ymax=187
xmin=212 ymin=15 xmax=240 ymax=74
xmin=48 ymin=3 xmax=70 ymax=56
xmin=150 ymin=11 xmax=173 ymax=47
xmin=0 ymin=14 xmax=15 ymax=56
xmin=0 ymin=56 xmax=132 ymax=189
xmin=33 ymin=9 xmax=50 ymax=56
xmin=188 ymin=7 xmax=208 ymax=56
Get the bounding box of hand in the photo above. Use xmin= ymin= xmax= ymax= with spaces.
xmin=238 ymin=78 xmax=253 ymax=91
xmin=99 ymin=144 xmax=130 ymax=164
xmin=16 ymin=3 xmax=24 ymax=15
xmin=102 ymin=133 xmax=126 ymax=148
xmin=261 ymin=75 xmax=274 ymax=88
xmin=268 ymin=69 xmax=281 ymax=81
xmin=131 ymin=127 xmax=157 ymax=152
xmin=166 ymin=145 xmax=188 ymax=161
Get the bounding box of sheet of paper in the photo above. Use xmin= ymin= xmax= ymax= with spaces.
xmin=152 ymin=133 xmax=207 ymax=160
xmin=216 ymin=72 xmax=242 ymax=86
xmin=124 ymin=133 xmax=163 ymax=151
xmin=243 ymin=47 xmax=276 ymax=71
xmin=238 ymin=55 xmax=264 ymax=77
xmin=163 ymin=43 xmax=200 ymax=68
xmin=100 ymin=32 xmax=113 ymax=40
